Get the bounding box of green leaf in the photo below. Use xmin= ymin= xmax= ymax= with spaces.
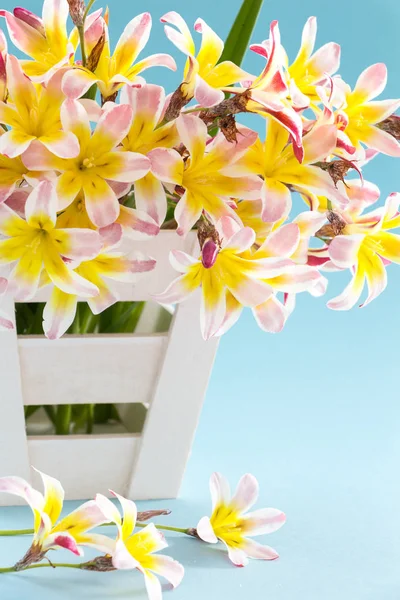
xmin=219 ymin=0 xmax=264 ymax=67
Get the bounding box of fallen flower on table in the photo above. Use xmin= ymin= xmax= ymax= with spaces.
xmin=196 ymin=472 xmax=286 ymax=567
xmin=95 ymin=491 xmax=184 ymax=600
xmin=0 ymin=469 xmax=114 ymax=568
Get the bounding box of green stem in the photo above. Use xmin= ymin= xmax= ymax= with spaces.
xmin=0 ymin=562 xmax=85 ymax=574
xmin=78 ymin=25 xmax=87 ymax=67
xmin=55 ymin=405 xmax=72 ymax=435
xmin=0 ymin=529 xmax=33 ymax=537
xmin=0 ymin=523 xmax=191 ymax=537
xmin=83 ymin=0 xmax=96 ymax=22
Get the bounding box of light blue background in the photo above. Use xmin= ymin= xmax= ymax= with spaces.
xmin=1 ymin=0 xmax=400 ymax=598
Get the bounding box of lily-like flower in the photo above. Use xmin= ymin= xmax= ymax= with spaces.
xmin=226 ymin=21 xmax=303 ymax=150
xmin=161 ymin=12 xmax=249 ymax=107
xmin=0 ymin=0 xmax=76 ymax=81
xmin=43 ymin=223 xmax=156 ymax=339
xmin=252 ymin=16 xmax=340 ymax=111
xmin=150 ymin=113 xmax=261 ymax=235
xmin=232 ymin=117 xmax=347 ymax=223
xmin=62 ymin=12 xmax=176 ymax=102
xmin=0 ymin=470 xmax=113 ymax=567
xmin=154 ymin=217 xmax=296 ymax=339
xmin=197 ymin=473 xmax=286 ymax=567
xmin=96 ymin=492 xmax=184 ymax=600
xmin=22 ymin=99 xmax=150 ymax=227
xmin=0 ymin=56 xmax=79 ymax=158
xmin=0 ymin=181 xmax=101 ymax=300
xmin=336 ymin=63 xmax=400 ymax=157
xmin=119 ymin=84 xmax=179 ymax=226
xmin=322 ymin=192 xmax=400 ymax=309
xmin=215 ymin=216 xmax=328 ymax=335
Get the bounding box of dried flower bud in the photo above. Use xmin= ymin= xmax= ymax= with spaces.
xmin=314 ymin=160 xmax=354 ymax=187
xmin=201 ymin=238 xmax=219 ymax=268
xmin=137 ymin=509 xmax=171 ymax=522
xmin=164 ymin=84 xmax=193 ymax=122
xmin=87 ymin=30 xmax=105 ymax=72
xmin=14 ymin=544 xmax=46 ymax=571
xmin=14 ymin=7 xmax=46 ymax=37
xmin=316 ymin=211 xmax=346 ymax=238
xmin=81 ymin=556 xmax=116 ymax=572
xmin=67 ymin=0 xmax=85 ymax=27
xmin=377 ymin=115 xmax=400 ymax=141
xmin=219 ymin=114 xmax=239 ymax=143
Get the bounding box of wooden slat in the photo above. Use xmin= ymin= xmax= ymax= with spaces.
xmin=128 ymin=291 xmax=219 ymax=500
xmin=19 ymin=334 xmax=167 ymax=406
xmin=0 ymin=296 xmax=31 ymax=505
xmin=28 ymin=434 xmax=140 ymax=500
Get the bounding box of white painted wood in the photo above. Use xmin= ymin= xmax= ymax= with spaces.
xmin=128 ymin=291 xmax=219 ymax=500
xmin=28 ymin=434 xmax=140 ymax=500
xmin=19 ymin=334 xmax=167 ymax=406
xmin=0 ymin=295 xmax=31 ymax=506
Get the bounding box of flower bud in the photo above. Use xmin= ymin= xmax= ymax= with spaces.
xmin=66 ymin=0 xmax=85 ymax=27
xmin=13 ymin=7 xmax=46 ymax=37
xmin=201 ymin=238 xmax=219 ymax=269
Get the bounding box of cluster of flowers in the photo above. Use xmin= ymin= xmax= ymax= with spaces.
xmin=0 ymin=470 xmax=285 ymax=599
xmin=0 ymin=0 xmax=399 ymax=339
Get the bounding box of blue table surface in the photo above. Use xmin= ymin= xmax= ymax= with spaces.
xmin=1 ymin=0 xmax=400 ymax=597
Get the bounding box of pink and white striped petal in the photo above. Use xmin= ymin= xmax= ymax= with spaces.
xmin=43 ymin=532 xmax=83 ymax=556
xmin=260 ymin=178 xmax=292 ymax=223
xmin=134 ymin=172 xmax=168 ymax=226
xmin=149 ymin=554 xmax=184 ymax=588
xmin=241 ymin=538 xmax=279 ymax=560
xmin=327 ymin=263 xmax=365 ymax=310
xmin=259 ymin=223 xmax=300 ymax=258
xmin=83 ymin=177 xmax=120 ymax=228
xmin=43 ymin=288 xmax=77 ymax=339
xmin=353 ymin=63 xmax=387 ymax=103
xmin=210 ymin=471 xmax=231 ymax=512
xmin=25 ymin=180 xmax=58 ymax=229
xmin=241 ymin=508 xmax=286 ymax=536
xmin=231 ymin=473 xmax=259 ymax=514
xmin=224 ymin=226 xmax=256 ymax=253
xmin=176 ymin=113 xmax=207 ymax=167
xmin=40 ymin=130 xmax=80 ymax=159
xmin=194 ymin=74 xmax=225 ymax=107
xmin=148 ymin=148 xmax=183 ymax=185
xmin=328 ymin=234 xmax=365 ymax=268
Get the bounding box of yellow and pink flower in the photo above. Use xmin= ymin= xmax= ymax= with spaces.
xmin=22 ymin=99 xmax=150 ymax=228
xmin=197 ymin=473 xmax=286 ymax=567
xmin=96 ymin=492 xmax=184 ymax=600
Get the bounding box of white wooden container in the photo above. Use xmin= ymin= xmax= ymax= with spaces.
xmin=0 ymin=231 xmax=219 ymax=505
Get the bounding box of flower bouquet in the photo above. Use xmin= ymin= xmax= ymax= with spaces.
xmin=0 ymin=0 xmax=399 ymax=515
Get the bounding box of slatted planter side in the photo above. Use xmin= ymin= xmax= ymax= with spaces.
xmin=0 ymin=232 xmax=219 ymax=505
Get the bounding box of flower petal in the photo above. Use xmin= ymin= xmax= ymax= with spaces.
xmin=225 ymin=543 xmax=249 ymax=567
xmin=33 ymin=468 xmax=64 ymax=526
xmin=224 ymin=226 xmax=256 ymax=253
xmin=43 ymin=532 xmax=83 ymax=556
xmin=231 ymin=473 xmax=259 ymax=514
xmin=176 ymin=113 xmax=206 ymax=167
xmin=253 ymin=295 xmax=288 ymax=333
xmin=39 ymin=130 xmax=80 ymax=159
xmin=148 ymin=554 xmax=184 ymax=588
xmin=111 ymin=490 xmax=137 ymax=540
xmin=194 ymin=74 xmax=225 ymax=107
xmin=353 ymin=63 xmax=387 ymax=103
xmin=241 ymin=538 xmax=279 ymax=560
xmin=197 ymin=516 xmax=218 ymax=544
xmin=54 ymin=228 xmax=101 ymax=261
xmin=96 ymin=150 xmax=150 ymax=183
xmin=89 ymin=104 xmax=133 ymax=157
xmin=327 ymin=262 xmax=365 ymax=310
xmin=0 ymin=476 xmax=43 ymax=511
xmin=43 ymin=287 xmax=77 ymax=339
xmin=241 ymin=508 xmax=286 ymax=536
xmin=148 ymin=148 xmax=183 ymax=186
xmin=259 ymin=223 xmax=300 ymax=258
xmin=328 ymin=234 xmax=365 ymax=268
xmin=83 ymin=176 xmax=120 ymax=228
xmin=260 ymin=178 xmax=291 ymax=223
xmin=210 ymin=472 xmax=231 ymax=512
xmin=134 ymin=172 xmax=168 ymax=226
xmin=44 ymin=248 xmax=99 ymax=297
xmin=25 ymin=180 xmax=57 ymax=229
xmin=0 ymin=129 xmax=35 ymax=158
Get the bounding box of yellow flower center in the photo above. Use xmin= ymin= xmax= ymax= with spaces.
xmin=81 ymin=157 xmax=96 ymax=170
